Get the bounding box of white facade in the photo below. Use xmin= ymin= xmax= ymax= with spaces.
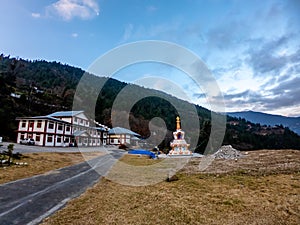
xmin=109 ymin=134 xmax=131 ymax=145
xmin=108 ymin=127 xmax=141 ymax=146
xmin=16 ymin=111 xmax=108 ymax=147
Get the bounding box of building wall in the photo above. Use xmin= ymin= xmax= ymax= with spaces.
xmin=17 ymin=120 xmax=47 ymax=145
xmin=16 ymin=115 xmax=108 ymax=147
xmin=72 ymin=113 xmax=90 ymax=127
xmin=109 ymin=134 xmax=132 ymax=145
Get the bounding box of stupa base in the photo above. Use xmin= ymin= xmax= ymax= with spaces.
xmin=168 ymin=150 xmax=193 ymax=156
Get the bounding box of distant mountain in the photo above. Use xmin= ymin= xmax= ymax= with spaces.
xmin=227 ymin=111 xmax=300 ymax=135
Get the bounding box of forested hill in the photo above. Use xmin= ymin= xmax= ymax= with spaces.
xmin=1 ymin=54 xmax=300 ymax=151
xmin=228 ymin=111 xmax=300 ymax=135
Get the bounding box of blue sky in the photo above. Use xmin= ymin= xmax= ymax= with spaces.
xmin=1 ymin=0 xmax=299 ymax=116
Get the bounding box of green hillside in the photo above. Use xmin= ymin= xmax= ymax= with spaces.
xmin=1 ymin=54 xmax=300 ymax=151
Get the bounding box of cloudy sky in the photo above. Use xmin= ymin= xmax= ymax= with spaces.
xmin=1 ymin=0 xmax=299 ymax=116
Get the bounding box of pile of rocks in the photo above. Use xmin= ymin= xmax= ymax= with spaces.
xmin=213 ymin=145 xmax=242 ymax=159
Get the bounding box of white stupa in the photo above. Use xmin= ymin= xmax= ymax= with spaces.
xmin=168 ymin=116 xmax=192 ymax=156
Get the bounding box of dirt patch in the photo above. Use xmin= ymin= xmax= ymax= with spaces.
xmin=42 ymin=150 xmax=300 ymax=225
xmin=0 ymin=152 xmax=85 ymax=184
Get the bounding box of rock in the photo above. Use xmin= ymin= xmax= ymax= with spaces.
xmin=213 ymin=145 xmax=243 ymax=159
xmin=166 ymin=174 xmax=179 ymax=182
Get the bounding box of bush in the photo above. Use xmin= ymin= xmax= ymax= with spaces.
xmin=118 ymin=144 xmax=128 ymax=150
xmin=7 ymin=144 xmax=14 ymax=166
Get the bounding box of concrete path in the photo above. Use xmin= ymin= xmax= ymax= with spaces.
xmin=0 ymin=150 xmax=125 ymax=225
xmin=0 ymin=142 xmax=118 ymax=153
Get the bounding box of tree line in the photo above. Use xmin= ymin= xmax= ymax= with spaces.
xmin=1 ymin=54 xmax=300 ymax=151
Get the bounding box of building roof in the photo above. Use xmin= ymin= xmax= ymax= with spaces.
xmin=108 ymin=127 xmax=140 ymax=136
xmin=16 ymin=116 xmax=71 ymax=124
xmin=48 ymin=111 xmax=84 ymax=117
xmin=93 ymin=127 xmax=109 ymax=131
xmin=131 ymin=136 xmax=141 ymax=140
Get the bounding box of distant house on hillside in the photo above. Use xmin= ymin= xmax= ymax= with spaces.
xmin=16 ymin=111 xmax=108 ymax=147
xmin=108 ymin=127 xmax=141 ymax=146
xmin=10 ymin=93 xmax=21 ymax=98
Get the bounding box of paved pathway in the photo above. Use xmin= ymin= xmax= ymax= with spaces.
xmin=0 ymin=142 xmax=117 ymax=153
xmin=0 ymin=150 xmax=125 ymax=225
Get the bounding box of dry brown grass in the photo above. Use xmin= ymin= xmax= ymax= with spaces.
xmin=106 ymin=154 xmax=189 ymax=186
xmin=0 ymin=152 xmax=85 ymax=184
xmin=42 ymin=150 xmax=300 ymax=225
xmin=183 ymin=149 xmax=300 ymax=175
xmin=119 ymin=154 xmax=161 ymax=166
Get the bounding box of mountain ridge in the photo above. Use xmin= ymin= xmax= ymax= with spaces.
xmin=227 ymin=110 xmax=300 ymax=135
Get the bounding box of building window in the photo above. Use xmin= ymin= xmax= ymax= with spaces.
xmin=57 ymin=136 xmax=62 ymax=143
xmin=21 ymin=122 xmax=26 ymax=128
xmin=48 ymin=122 xmax=54 ymax=129
xmin=74 ymin=117 xmax=78 ymax=123
xmin=66 ymin=126 xmax=70 ymax=131
xmin=29 ymin=121 xmax=34 ymax=128
xmin=36 ymin=135 xmax=40 ymax=142
xmin=37 ymin=121 xmax=42 ymax=128
xmin=64 ymin=137 xmax=70 ymax=143
xmin=20 ymin=134 xmax=25 ymax=139
xmin=58 ymin=124 xmax=63 ymax=131
xmin=47 ymin=135 xmax=53 ymax=142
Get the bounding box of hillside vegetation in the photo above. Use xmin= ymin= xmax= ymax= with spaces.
xmin=1 ymin=54 xmax=300 ymax=151
xmin=228 ymin=111 xmax=300 ymax=135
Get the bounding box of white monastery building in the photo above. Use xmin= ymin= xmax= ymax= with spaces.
xmin=16 ymin=111 xmax=109 ymax=147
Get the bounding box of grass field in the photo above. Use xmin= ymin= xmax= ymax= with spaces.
xmin=0 ymin=152 xmax=85 ymax=184
xmin=41 ymin=150 xmax=300 ymax=225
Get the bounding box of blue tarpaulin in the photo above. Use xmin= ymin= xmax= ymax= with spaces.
xmin=128 ymin=149 xmax=156 ymax=159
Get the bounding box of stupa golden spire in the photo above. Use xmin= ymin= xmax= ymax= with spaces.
xmin=176 ymin=116 xmax=181 ymax=130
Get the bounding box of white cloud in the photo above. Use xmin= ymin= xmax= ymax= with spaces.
xmin=47 ymin=0 xmax=100 ymax=21
xmin=31 ymin=13 xmax=41 ymax=18
xmin=122 ymin=24 xmax=134 ymax=42
xmin=147 ymin=5 xmax=157 ymax=13
xmin=71 ymin=33 xmax=78 ymax=38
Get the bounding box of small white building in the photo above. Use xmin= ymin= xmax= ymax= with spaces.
xmin=108 ymin=127 xmax=141 ymax=146
xmin=16 ymin=111 xmax=108 ymax=147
